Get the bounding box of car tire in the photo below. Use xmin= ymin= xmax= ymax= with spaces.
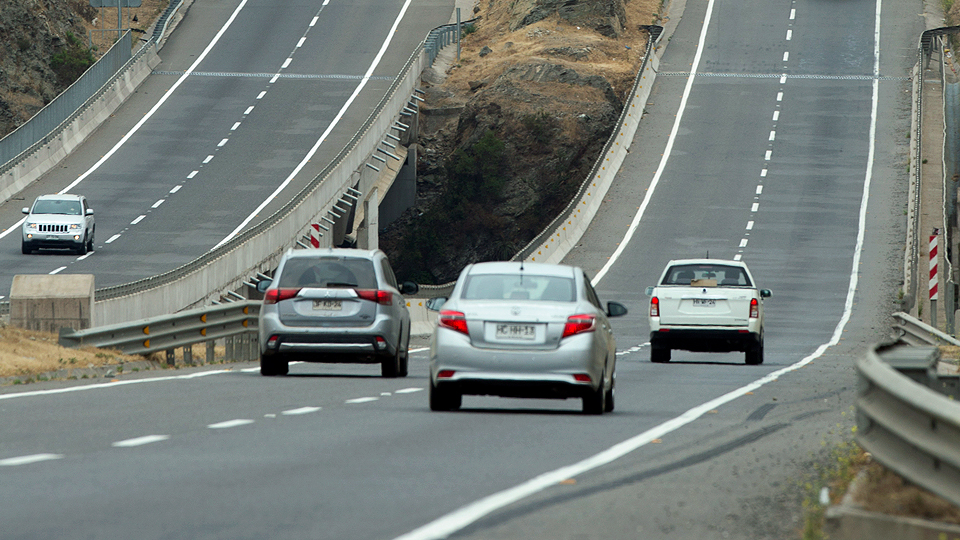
xmin=260 ymin=353 xmax=289 ymax=376
xmin=76 ymin=236 xmax=88 ymax=255
xmin=86 ymin=229 xmax=94 ymax=252
xmin=21 ymin=242 xmax=32 ymax=255
xmin=651 ymin=346 xmax=671 ymax=363
xmin=746 ymin=338 xmax=764 ymax=365
xmin=381 ymin=346 xmax=401 ymax=378
xmin=398 ymin=330 xmax=410 ymax=377
xmin=604 ymin=375 xmax=615 ymax=413
xmin=582 ymin=376 xmax=606 ymax=415
xmin=429 ymin=380 xmax=461 ymax=411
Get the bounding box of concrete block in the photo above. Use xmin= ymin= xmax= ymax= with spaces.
xmin=10 ymin=274 xmax=95 ymax=332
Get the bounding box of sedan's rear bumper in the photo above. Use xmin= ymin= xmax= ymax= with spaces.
xmin=650 ymin=328 xmax=761 ymax=353
xmin=433 ymin=373 xmax=595 ymax=400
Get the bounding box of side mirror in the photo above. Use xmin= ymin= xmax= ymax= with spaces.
xmin=760 ymin=289 xmax=772 ymax=298
xmin=425 ymin=297 xmax=447 ymax=311
xmin=607 ymin=301 xmax=628 ymax=318
xmin=86 ymin=208 xmax=94 ymax=216
xmin=644 ymin=286 xmax=655 ymax=296
xmin=400 ymin=281 xmax=419 ymax=295
xmin=256 ymin=279 xmax=272 ymax=293
xmin=21 ymin=207 xmax=29 ymax=215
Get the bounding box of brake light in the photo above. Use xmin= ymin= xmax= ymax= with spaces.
xmin=438 ymin=310 xmax=469 ymax=335
xmin=356 ymin=289 xmax=393 ymax=305
xmin=749 ymin=298 xmax=759 ymax=318
xmin=650 ymin=296 xmax=659 ymax=317
xmin=437 ymin=370 xmax=456 ymax=379
xmin=264 ymin=288 xmax=301 ymax=304
xmin=562 ymin=314 xmax=596 ymax=338
xmin=573 ymin=374 xmax=592 ymax=383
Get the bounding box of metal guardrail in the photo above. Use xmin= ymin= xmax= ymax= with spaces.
xmin=892 ymin=311 xmax=960 ymax=347
xmin=59 ymin=301 xmax=259 ymax=363
xmin=856 ymin=341 xmax=960 ymax=507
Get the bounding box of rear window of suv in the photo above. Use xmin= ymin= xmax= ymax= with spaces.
xmin=661 ymin=264 xmax=752 ymax=287
xmin=278 ymin=257 xmax=378 ymax=289
xmin=462 ymin=274 xmax=576 ymax=302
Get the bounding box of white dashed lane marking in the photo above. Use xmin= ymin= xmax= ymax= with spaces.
xmin=282 ymin=406 xmax=321 ymax=416
xmin=113 ymin=435 xmax=170 ymax=448
xmin=208 ymin=419 xmax=254 ymax=429
xmin=0 ymin=454 xmax=63 ymax=466
xmin=395 ymin=388 xmax=423 ymax=394
xmin=345 ymin=397 xmax=378 ymax=404
xmin=49 ymin=266 xmax=66 ymax=275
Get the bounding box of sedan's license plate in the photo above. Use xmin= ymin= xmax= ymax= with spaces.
xmin=496 ymin=324 xmax=536 ymax=340
xmin=312 ymin=299 xmax=342 ymax=311
xmin=693 ymin=299 xmax=716 ymax=307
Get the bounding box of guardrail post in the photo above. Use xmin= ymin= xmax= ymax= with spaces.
xmin=225 ymin=336 xmax=234 ymax=361
xmin=165 ymin=349 xmax=175 ymax=366
xmin=183 ymin=345 xmax=193 ymax=365
xmin=206 ymin=340 xmax=215 ymax=363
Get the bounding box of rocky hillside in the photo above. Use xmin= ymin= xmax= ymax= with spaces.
xmin=0 ymin=0 xmax=98 ymax=138
xmin=381 ymin=0 xmax=660 ymax=284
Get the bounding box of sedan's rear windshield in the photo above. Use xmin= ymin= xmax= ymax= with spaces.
xmin=33 ymin=200 xmax=82 ymax=215
xmin=278 ymin=257 xmax=378 ymax=289
xmin=661 ymin=264 xmax=752 ymax=287
xmin=462 ymin=274 xmax=576 ymax=302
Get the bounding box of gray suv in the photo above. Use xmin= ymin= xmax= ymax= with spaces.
xmin=22 ymin=194 xmax=95 ymax=255
xmin=257 ymin=248 xmax=419 ymax=377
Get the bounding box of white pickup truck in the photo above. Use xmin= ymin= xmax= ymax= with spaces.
xmin=645 ymin=259 xmax=771 ymax=365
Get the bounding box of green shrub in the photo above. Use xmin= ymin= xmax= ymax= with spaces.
xmin=50 ymin=31 xmax=95 ymax=86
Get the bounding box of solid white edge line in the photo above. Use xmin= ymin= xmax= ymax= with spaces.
xmin=113 ymin=435 xmax=170 ymax=447
xmin=394 ymin=0 xmax=882 ymax=538
xmin=0 ymin=1 xmax=250 ymax=243
xmin=213 ymin=0 xmax=415 ymax=249
xmin=0 ymin=368 xmax=236 ymax=400
xmin=590 ymin=0 xmax=716 ymax=285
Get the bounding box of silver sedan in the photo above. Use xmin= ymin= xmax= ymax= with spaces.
xmin=427 ymin=261 xmax=628 ymax=414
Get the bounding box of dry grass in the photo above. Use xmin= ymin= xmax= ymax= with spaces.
xmin=0 ymin=325 xmax=141 ymax=379
xmin=81 ymin=0 xmax=169 ymax=55
xmin=854 ymin=456 xmax=960 ymax=525
xmin=443 ymin=0 xmax=662 ymax=108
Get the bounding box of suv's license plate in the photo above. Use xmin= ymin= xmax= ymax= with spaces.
xmin=312 ymin=299 xmax=342 ymax=311
xmin=693 ymin=299 xmax=716 ymax=307
xmin=496 ymin=324 xmax=536 ymax=340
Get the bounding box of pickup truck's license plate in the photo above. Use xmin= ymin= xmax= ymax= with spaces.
xmin=496 ymin=324 xmax=536 ymax=340
xmin=693 ymin=299 xmax=716 ymax=307
xmin=312 ymin=299 xmax=342 ymax=311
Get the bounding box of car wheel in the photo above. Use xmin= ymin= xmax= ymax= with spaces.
xmin=604 ymin=375 xmax=615 ymax=413
xmin=429 ymin=380 xmax=461 ymax=411
xmin=746 ymin=338 xmax=764 ymax=365
xmin=651 ymin=346 xmax=671 ymax=363
xmin=582 ymin=376 xmax=606 ymax=415
xmin=398 ymin=327 xmax=410 ymax=377
xmin=76 ymin=236 xmax=88 ymax=255
xmin=260 ymin=353 xmax=289 ymax=376
xmin=381 ymin=346 xmax=401 ymax=378
xmin=86 ymin=229 xmax=94 ymax=252
xmin=21 ymin=242 xmax=32 ymax=255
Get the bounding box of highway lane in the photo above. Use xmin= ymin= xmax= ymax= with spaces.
xmin=0 ymin=0 xmax=453 ymax=297
xmin=0 ymin=0 xmax=923 ymax=539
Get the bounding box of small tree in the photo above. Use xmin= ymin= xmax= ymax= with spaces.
xmin=50 ymin=32 xmax=95 ymax=86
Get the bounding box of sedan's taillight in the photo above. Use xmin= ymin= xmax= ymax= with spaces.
xmin=650 ymin=296 xmax=660 ymax=317
xmin=356 ymin=289 xmax=393 ymax=305
xmin=264 ymin=288 xmax=301 ymax=304
xmin=749 ymin=298 xmax=759 ymax=318
xmin=562 ymin=314 xmax=596 ymax=338
xmin=438 ymin=310 xmax=469 ymax=335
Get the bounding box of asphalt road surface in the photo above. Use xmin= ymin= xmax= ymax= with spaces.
xmin=0 ymin=0 xmax=925 ymax=539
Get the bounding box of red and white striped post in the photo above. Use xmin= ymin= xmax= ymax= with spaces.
xmin=930 ymin=230 xmax=940 ymax=327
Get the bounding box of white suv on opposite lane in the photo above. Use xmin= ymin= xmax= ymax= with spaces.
xmin=22 ymin=194 xmax=96 ymax=255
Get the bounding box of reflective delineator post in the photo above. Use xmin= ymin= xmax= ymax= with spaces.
xmin=930 ymin=231 xmax=939 ymax=328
